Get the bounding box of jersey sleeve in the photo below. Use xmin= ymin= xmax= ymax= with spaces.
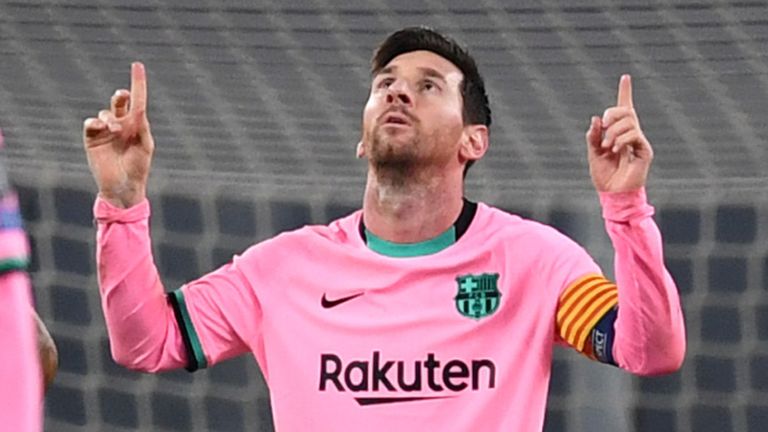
xmin=94 ymin=196 xmax=261 ymax=373
xmin=544 ymin=223 xmax=618 ymax=362
xmin=599 ymin=188 xmax=686 ymax=375
xmin=168 ymin=248 xmax=264 ymax=372
xmin=551 ymin=188 xmax=685 ymax=375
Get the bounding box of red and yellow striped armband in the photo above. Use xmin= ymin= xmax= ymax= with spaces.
xmin=556 ymin=273 xmax=618 ymax=354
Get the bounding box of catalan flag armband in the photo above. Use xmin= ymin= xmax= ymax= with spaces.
xmin=556 ymin=274 xmax=619 ymax=366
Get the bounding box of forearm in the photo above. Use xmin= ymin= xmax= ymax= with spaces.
xmin=33 ymin=310 xmax=58 ymax=391
xmin=600 ymin=188 xmax=686 ymax=375
xmin=95 ymin=196 xmax=187 ymax=372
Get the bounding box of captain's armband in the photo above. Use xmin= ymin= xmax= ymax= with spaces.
xmin=556 ymin=273 xmax=619 ymax=365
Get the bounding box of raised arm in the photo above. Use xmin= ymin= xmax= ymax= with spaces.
xmin=83 ymin=63 xmax=186 ymax=371
xmin=584 ymin=75 xmax=686 ymax=375
xmin=84 ymin=64 xmax=256 ymax=373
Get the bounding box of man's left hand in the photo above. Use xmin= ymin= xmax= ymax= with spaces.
xmin=586 ymin=74 xmax=653 ymax=193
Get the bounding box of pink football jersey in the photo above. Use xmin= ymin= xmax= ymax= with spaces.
xmin=94 ymin=189 xmax=685 ymax=432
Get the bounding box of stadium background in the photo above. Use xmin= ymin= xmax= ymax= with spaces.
xmin=1 ymin=0 xmax=766 ymax=430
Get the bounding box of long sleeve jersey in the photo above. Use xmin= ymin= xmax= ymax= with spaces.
xmin=94 ymin=188 xmax=685 ymax=431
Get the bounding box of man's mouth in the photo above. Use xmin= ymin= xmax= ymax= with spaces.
xmin=381 ymin=111 xmax=412 ymax=126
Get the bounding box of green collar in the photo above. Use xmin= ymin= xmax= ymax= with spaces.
xmin=365 ymin=226 xmax=456 ymax=257
xmin=360 ymin=199 xmax=478 ymax=258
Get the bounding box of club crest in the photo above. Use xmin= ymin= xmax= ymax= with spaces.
xmin=454 ymin=273 xmax=501 ymax=319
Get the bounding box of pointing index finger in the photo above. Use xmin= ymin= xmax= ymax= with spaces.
xmin=130 ymin=62 xmax=147 ymax=116
xmin=617 ymin=74 xmax=633 ymax=108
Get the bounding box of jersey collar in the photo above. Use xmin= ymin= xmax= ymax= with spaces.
xmin=359 ymin=198 xmax=478 ymax=257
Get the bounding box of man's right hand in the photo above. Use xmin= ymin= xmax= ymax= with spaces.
xmin=83 ymin=62 xmax=154 ymax=208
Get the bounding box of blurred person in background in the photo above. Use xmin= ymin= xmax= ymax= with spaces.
xmin=83 ymin=27 xmax=685 ymax=431
xmin=0 ymin=129 xmax=58 ymax=431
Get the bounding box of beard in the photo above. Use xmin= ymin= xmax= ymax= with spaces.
xmin=366 ymin=125 xmax=422 ymax=183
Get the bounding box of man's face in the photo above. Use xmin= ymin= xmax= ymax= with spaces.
xmin=361 ymin=50 xmax=466 ymax=170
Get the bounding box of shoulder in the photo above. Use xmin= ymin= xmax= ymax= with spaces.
xmin=477 ymin=203 xmax=600 ymax=284
xmin=239 ymin=209 xmax=363 ymax=259
xmin=284 ymin=209 xmax=362 ymax=243
xmin=476 ymin=203 xmax=577 ymax=247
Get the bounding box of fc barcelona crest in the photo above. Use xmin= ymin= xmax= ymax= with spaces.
xmin=454 ymin=273 xmax=501 ymax=319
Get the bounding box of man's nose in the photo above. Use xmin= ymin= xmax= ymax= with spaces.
xmin=385 ymin=81 xmax=413 ymax=106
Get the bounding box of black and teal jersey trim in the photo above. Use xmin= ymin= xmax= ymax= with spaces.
xmin=360 ymin=198 xmax=478 ymax=258
xmin=0 ymin=257 xmax=28 ymax=276
xmin=168 ymin=288 xmax=208 ymax=372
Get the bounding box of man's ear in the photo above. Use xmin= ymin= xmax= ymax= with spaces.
xmin=459 ymin=125 xmax=489 ymax=163
xmin=356 ymin=140 xmax=366 ymax=158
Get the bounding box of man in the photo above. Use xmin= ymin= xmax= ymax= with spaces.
xmin=83 ymin=28 xmax=685 ymax=431
xmin=0 ymin=130 xmax=43 ymax=431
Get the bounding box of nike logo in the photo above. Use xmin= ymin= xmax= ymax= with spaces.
xmin=355 ymin=396 xmax=454 ymax=406
xmin=321 ymin=292 xmax=364 ymax=309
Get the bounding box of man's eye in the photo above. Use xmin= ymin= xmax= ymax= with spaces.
xmin=378 ymin=78 xmax=394 ymax=88
xmin=421 ymin=80 xmax=438 ymax=91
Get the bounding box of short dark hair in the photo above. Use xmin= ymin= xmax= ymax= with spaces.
xmin=371 ymin=27 xmax=491 ymax=173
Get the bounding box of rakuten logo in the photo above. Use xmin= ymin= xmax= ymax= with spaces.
xmin=319 ymin=351 xmax=496 ymax=405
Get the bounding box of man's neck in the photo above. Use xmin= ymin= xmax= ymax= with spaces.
xmin=362 ymin=166 xmax=464 ymax=243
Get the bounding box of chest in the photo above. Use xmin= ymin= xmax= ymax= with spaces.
xmin=258 ymin=250 xmax=557 ymax=354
